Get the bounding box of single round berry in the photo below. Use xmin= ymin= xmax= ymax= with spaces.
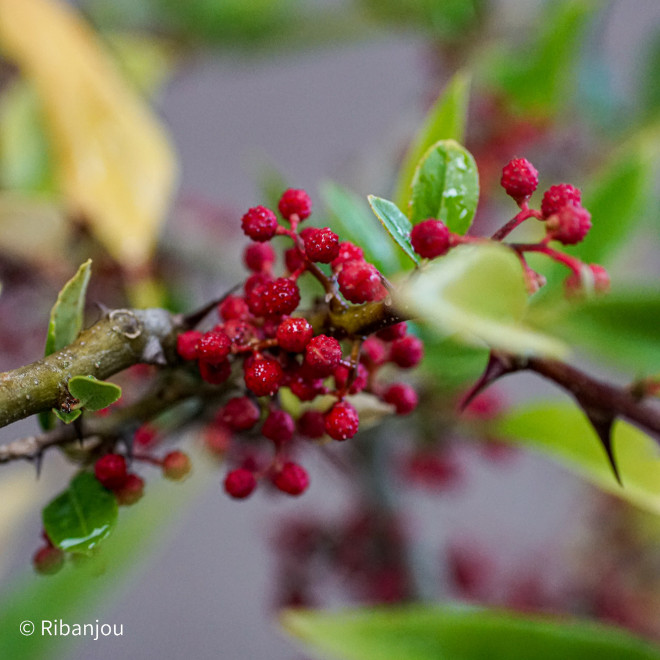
xmin=176 ymin=330 xmax=202 ymax=361
xmin=376 ymin=322 xmax=407 ymax=342
xmin=261 ymin=278 xmax=301 ymax=316
xmin=273 ymin=462 xmax=309 ymax=496
xmin=243 ymin=242 xmax=276 ymax=273
xmin=382 ymin=383 xmax=419 ymax=415
xmin=199 ymin=359 xmax=231 ymax=385
xmin=564 ymin=263 xmax=610 ymax=296
xmin=33 ymin=545 xmax=65 ymax=575
xmin=303 ymin=227 xmax=340 ymax=263
xmin=333 ymin=363 xmax=368 ymax=394
xmin=203 ymin=423 xmax=232 ymax=455
xmin=285 ymin=246 xmax=306 ymax=273
xmin=546 ymin=204 xmax=591 ymax=245
xmin=331 ymin=241 xmax=364 ymax=271
xmin=390 ymin=335 xmax=424 ymax=369
xmin=410 ymin=219 xmax=451 ymax=259
xmin=337 ymin=260 xmax=387 ymax=304
xmin=241 ymin=205 xmax=278 ymax=242
xmin=163 ymin=451 xmax=192 ymax=481
xmin=244 ymin=355 xmax=284 ymax=396
xmin=278 ymin=189 xmax=312 ymax=221
xmin=305 ymin=334 xmax=342 ymax=376
xmin=244 ymin=272 xmax=272 ymax=297
xmin=324 ymin=401 xmax=360 ymax=441
xmin=288 ymin=372 xmax=324 ymax=402
xmin=197 ymin=330 xmax=232 ymax=364
xmin=224 ymin=468 xmax=257 ymax=499
xmin=134 ymin=424 xmax=158 ymax=447
xmin=361 ymin=336 xmax=387 ymax=366
xmin=500 ymin=158 xmax=539 ymax=201
xmin=297 ymin=410 xmax=326 ymax=439
xmin=276 ymin=317 xmax=314 ymax=352
xmin=262 ymin=409 xmax=295 ymax=445
xmin=115 ymin=474 xmax=145 ymax=506
xmin=218 ymin=295 xmax=250 ymax=322
xmin=540 ymin=183 xmax=582 ymax=218
xmin=95 ymin=453 xmax=127 ymax=490
xmin=222 ymin=319 xmax=258 ymax=347
xmin=218 ymin=396 xmax=260 ymax=431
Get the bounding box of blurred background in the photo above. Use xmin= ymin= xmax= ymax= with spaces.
xmin=0 ymin=0 xmax=659 ymax=658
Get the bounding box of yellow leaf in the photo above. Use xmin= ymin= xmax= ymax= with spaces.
xmin=0 ymin=0 xmax=178 ymax=269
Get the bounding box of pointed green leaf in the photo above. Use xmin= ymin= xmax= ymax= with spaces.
xmin=367 ymin=195 xmax=420 ymax=266
xmin=283 ymin=605 xmax=660 ymax=660
xmin=53 ymin=408 xmax=82 ymax=424
xmin=44 ymin=259 xmax=92 ymax=356
xmin=68 ymin=375 xmax=122 ymax=412
xmin=321 ymin=182 xmax=402 ymax=273
xmin=409 ymin=139 xmax=479 ymax=235
xmin=42 ymin=472 xmax=118 ymax=554
xmin=496 ymin=403 xmax=660 ymax=516
xmin=394 ymin=71 xmax=471 ymax=210
xmin=397 ymin=243 xmax=566 ymax=358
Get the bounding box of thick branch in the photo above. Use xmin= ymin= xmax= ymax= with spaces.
xmin=0 ymin=308 xmax=183 ymax=428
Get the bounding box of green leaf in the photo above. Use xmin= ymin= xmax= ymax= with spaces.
xmin=482 ymin=0 xmax=596 ymax=116
xmin=42 ymin=472 xmax=118 ymax=554
xmin=409 ymin=140 xmax=479 ymax=235
xmin=529 ymin=288 xmax=660 ymax=374
xmin=53 ymin=408 xmax=82 ymax=424
xmin=495 ymin=402 xmax=660 ymax=516
xmin=68 ymin=375 xmax=122 ymax=412
xmin=367 ymin=195 xmax=419 ymax=266
xmin=44 ymin=259 xmax=92 ymax=356
xmin=282 ymin=605 xmax=660 ymax=660
xmin=322 ymin=182 xmax=402 ymax=273
xmin=396 ymin=243 xmax=566 ymax=358
xmin=394 ymin=72 xmax=471 ymax=211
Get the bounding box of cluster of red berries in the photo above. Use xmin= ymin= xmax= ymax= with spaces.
xmin=176 ymin=188 xmax=422 ymax=500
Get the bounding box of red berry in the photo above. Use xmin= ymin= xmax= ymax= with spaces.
xmin=222 ymin=319 xmax=258 ymax=347
xmin=382 ymin=383 xmax=418 ymax=415
xmin=241 ymin=205 xmax=278 ymax=242
xmin=288 ymin=371 xmax=325 ymax=402
xmin=197 ymin=330 xmax=231 ymax=364
xmin=224 ymin=468 xmax=257 ymax=499
xmin=331 ymin=241 xmax=364 ymax=271
xmin=203 ymin=423 xmax=232 ymax=455
xmin=276 ymin=317 xmax=314 ymax=352
xmin=303 ymin=227 xmax=340 ymax=263
xmin=218 ymin=396 xmax=260 ymax=431
xmin=199 ymin=359 xmax=231 ymax=385
xmin=410 ymin=219 xmax=451 ymax=259
xmin=333 ymin=363 xmax=368 ymax=394
xmin=244 ymin=272 xmax=272 ymax=297
xmin=337 ymin=260 xmax=387 ymax=304
xmin=33 ymin=545 xmax=65 ymax=575
xmin=540 ymin=183 xmax=582 ymax=218
xmin=273 ymin=462 xmax=309 ymax=496
xmin=278 ymin=188 xmax=312 ymax=221
xmin=324 ymin=401 xmax=360 ymax=441
xmin=376 ymin=322 xmax=407 ymax=342
xmin=218 ymin=295 xmax=250 ymax=321
xmin=260 ymin=277 xmax=301 ymax=316
xmin=390 ymin=335 xmax=424 ymax=369
xmin=163 ymin=451 xmax=192 ymax=481
xmin=305 ymin=334 xmax=342 ymax=376
xmin=361 ymin=336 xmax=387 ymax=366
xmin=297 ymin=410 xmax=326 ymax=439
xmin=500 ymin=158 xmax=539 ymax=201
xmin=262 ymin=409 xmax=295 ymax=445
xmin=115 ymin=474 xmax=145 ymax=506
xmin=244 ymin=355 xmax=284 ymax=396
xmin=176 ymin=330 xmax=202 ymax=361
xmin=134 ymin=424 xmax=158 ymax=447
xmin=564 ymin=263 xmax=610 ymax=296
xmin=546 ymin=204 xmax=591 ymax=245
xmin=95 ymin=453 xmax=127 ymax=490
xmin=285 ymin=246 xmax=306 ymax=273
xmin=243 ymin=242 xmax=276 ymax=272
